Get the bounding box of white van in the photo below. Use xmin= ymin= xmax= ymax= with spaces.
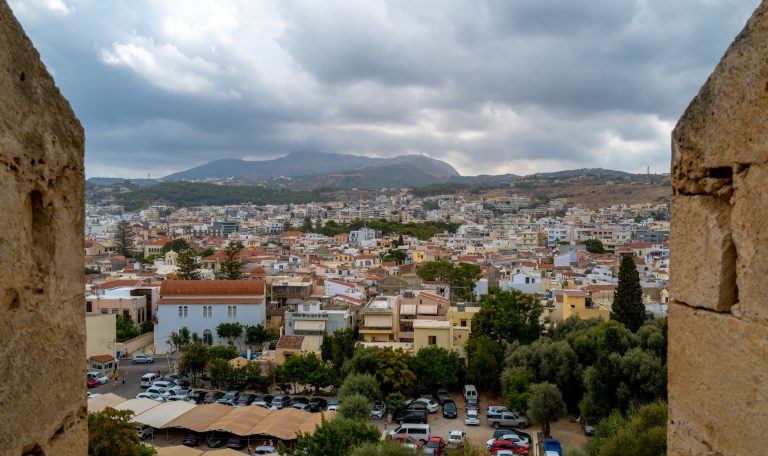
xmin=140 ymin=373 xmax=161 ymax=388
xmin=463 ymin=384 xmax=478 ymax=401
xmin=388 ymin=423 xmax=431 ymax=443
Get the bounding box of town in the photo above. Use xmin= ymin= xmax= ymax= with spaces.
xmin=84 ymin=187 xmax=669 ymax=455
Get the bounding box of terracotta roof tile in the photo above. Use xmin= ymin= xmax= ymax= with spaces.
xmin=160 ymin=280 xmax=265 ymax=296
xmin=276 ymin=335 xmax=304 ymax=349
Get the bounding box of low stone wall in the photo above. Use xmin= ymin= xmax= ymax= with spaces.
xmin=120 ymin=331 xmax=155 ymax=357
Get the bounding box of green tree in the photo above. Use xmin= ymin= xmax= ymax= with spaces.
xmin=342 ymin=346 xmax=380 ymax=377
xmin=178 ymin=340 xmax=209 ymax=383
xmin=380 ymin=248 xmax=407 ymax=265
xmin=501 ymin=367 xmax=535 ymax=412
xmin=219 ymin=241 xmax=245 ymax=280
xmin=416 ymin=260 xmax=454 ymax=282
xmin=295 ymin=417 xmax=380 ymax=456
xmin=139 ymin=320 xmax=154 ymax=334
xmin=246 ymin=324 xmax=279 ymax=350
xmin=350 ymin=441 xmax=419 ymax=456
xmin=162 ymin=238 xmax=190 ymax=253
xmin=114 ymin=220 xmax=135 ymax=257
xmin=278 ymin=354 xmax=310 ymax=393
xmin=216 ymin=322 xmax=244 ymax=347
xmin=169 ymin=327 xmax=192 ymax=355
xmin=504 ymin=339 xmax=584 ymax=410
xmin=209 ymin=345 xmax=240 ymax=361
xmin=176 ymin=248 xmax=202 ymax=280
xmin=611 ymin=254 xmax=645 ymax=332
xmin=473 ymin=290 xmax=543 ymax=345
xmin=386 ymin=392 xmax=406 ymax=420
xmin=338 ymin=393 xmax=372 ymax=420
xmin=411 ymin=346 xmax=460 ymax=390
xmin=209 ymin=358 xmax=232 ymax=389
xmin=586 ymin=402 xmax=667 ymax=456
xmin=116 ymin=315 xmax=139 ymax=341
xmin=321 ymin=328 xmax=357 ymax=370
xmin=375 ymin=347 xmax=415 ymax=394
xmin=88 ymin=407 xmax=156 ymax=456
xmin=465 ymin=335 xmax=504 ymax=393
xmin=339 ymin=373 xmax=380 ymax=401
xmin=85 ymin=266 xmax=100 ymax=275
xmin=583 ymin=239 xmax=606 ymax=254
xmin=450 ymin=263 xmax=482 ymax=302
xmin=527 ymin=382 xmax=567 ymax=437
xmin=302 ymin=217 xmax=313 ymax=232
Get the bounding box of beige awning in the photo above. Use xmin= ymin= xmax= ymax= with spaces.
xmin=418 ymin=304 xmax=438 ymax=315
xmin=365 ymin=314 xmax=392 ymax=328
xmin=164 ymin=403 xmax=232 ymax=432
xmin=133 ymin=401 xmax=196 ymax=428
xmin=113 ymin=398 xmax=162 ymax=417
xmin=87 ymin=393 xmax=127 ymax=413
xmin=157 ymin=446 xmax=204 ymax=456
xmin=400 ymin=304 xmax=417 ymax=315
xmin=208 ymin=405 xmax=271 ymax=435
xmin=294 ymin=320 xmax=326 ymax=332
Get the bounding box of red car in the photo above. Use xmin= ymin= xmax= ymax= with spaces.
xmin=424 ymin=436 xmax=446 ymax=455
xmin=87 ymin=377 xmax=98 ymax=388
xmin=490 ymin=440 xmax=528 ymax=455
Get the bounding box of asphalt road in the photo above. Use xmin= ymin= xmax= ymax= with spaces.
xmin=89 ymin=357 xmax=177 ymax=399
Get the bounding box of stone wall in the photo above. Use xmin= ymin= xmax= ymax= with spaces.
xmin=0 ymin=1 xmax=86 ymax=454
xmin=670 ymin=2 xmax=768 ymax=454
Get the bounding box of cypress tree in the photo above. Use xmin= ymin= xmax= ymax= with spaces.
xmin=177 ymin=249 xmax=202 ymax=280
xmin=114 ymin=220 xmax=135 ymax=257
xmin=611 ymin=254 xmax=646 ymax=332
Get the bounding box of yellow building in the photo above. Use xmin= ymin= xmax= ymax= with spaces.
xmin=85 ymin=314 xmax=116 ymax=359
xmin=562 ymin=289 xmax=610 ymax=320
xmin=412 ymin=305 xmax=479 ymax=361
xmin=411 ymin=251 xmax=428 ymax=264
xmin=359 ymin=296 xmax=400 ymax=342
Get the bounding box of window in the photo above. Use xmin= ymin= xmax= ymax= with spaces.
xmin=460 ymin=319 xmax=467 ymax=327
xmin=203 ymin=306 xmax=212 ymax=318
xmin=101 ymin=309 xmax=108 ymax=315
xmin=178 ymin=306 xmax=183 ymax=317
xmin=232 ymin=306 xmax=237 ymax=318
xmin=184 ymin=306 xmax=188 ymax=317
xmin=86 ymin=301 xmax=92 ymax=313
xmin=227 ymin=306 xmax=232 ymax=318
xmin=111 ymin=308 xmax=118 ymax=314
xmin=428 ymin=336 xmax=437 ymax=345
xmin=203 ymin=329 xmax=213 ymax=346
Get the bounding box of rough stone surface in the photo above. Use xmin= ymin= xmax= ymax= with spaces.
xmin=0 ymin=1 xmax=86 ymax=454
xmin=670 ymin=195 xmax=736 ymax=312
xmin=732 ymin=163 xmax=768 ymax=322
xmin=671 ymin=1 xmax=768 ymax=194
xmin=668 ymin=301 xmax=768 ymax=456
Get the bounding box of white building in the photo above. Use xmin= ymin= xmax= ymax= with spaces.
xmin=154 ymin=280 xmax=266 ymax=353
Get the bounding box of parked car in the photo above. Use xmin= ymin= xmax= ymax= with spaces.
xmin=136 ymin=425 xmax=153 ymax=441
xmin=225 ymin=437 xmax=246 ymax=450
xmin=394 ymin=410 xmax=428 ymax=424
xmin=489 ymin=440 xmax=528 ymax=455
xmin=291 ymin=403 xmax=309 ymax=411
xmin=489 ymin=411 xmax=529 ymax=429
xmin=236 ymin=393 xmax=257 ymax=407
xmin=219 ymin=390 xmax=240 ymax=402
xmin=253 ymin=445 xmax=278 ymax=454
xmin=163 ymin=388 xmax=192 ymax=400
xmin=293 ymin=396 xmax=309 ymax=405
xmin=486 ymin=405 xmax=510 ymax=418
xmin=487 ymin=434 xmax=529 ymax=450
xmin=416 ymin=386 xmax=432 ymax=399
xmin=464 ymin=408 xmax=480 ymax=426
xmin=543 ymin=438 xmax=563 ymax=456
xmin=203 ymin=391 xmax=224 ymax=404
xmin=327 ymin=399 xmax=341 ymax=411
xmin=371 ymin=400 xmax=387 ymax=419
xmin=87 ymin=377 xmax=98 ymax=388
xmin=447 ymin=430 xmax=465 ymax=446
xmin=136 ymin=392 xmax=166 ymax=402
xmin=308 ymin=397 xmax=328 ymax=413
xmin=87 ymin=372 xmax=109 ymax=385
xmin=132 ymin=354 xmax=154 ymax=364
xmin=465 ymin=397 xmax=479 ymax=410
xmin=442 ymin=400 xmax=458 ymax=419
xmin=140 ymin=373 xmax=161 ymax=388
xmin=390 ymin=434 xmax=423 ymax=449
xmin=186 ymin=390 xmax=205 ymax=404
xmin=583 ymin=421 xmax=595 ymax=436
xmin=252 ymin=394 xmax=274 ymax=405
xmin=181 ymin=434 xmax=202 ymax=447
xmin=86 ymin=392 xmax=102 ymax=399
xmin=424 ymin=436 xmax=446 ymax=455
xmin=145 ymin=387 xmax=169 ymax=397
xmin=435 ymin=389 xmax=451 ymax=405
xmin=206 ymin=432 xmax=229 ymax=448
xmin=493 ymin=429 xmax=531 ymax=441
xmin=406 ymin=397 xmax=439 ymax=413
xmin=271 ymin=395 xmax=292 ymax=409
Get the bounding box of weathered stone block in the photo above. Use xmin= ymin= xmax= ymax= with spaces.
xmin=0 ymin=1 xmax=86 ymax=454
xmin=732 ymin=163 xmax=768 ymax=322
xmin=672 ymin=1 xmax=768 ymax=193
xmin=668 ymin=301 xmax=768 ymax=455
xmin=670 ymin=195 xmax=736 ymax=311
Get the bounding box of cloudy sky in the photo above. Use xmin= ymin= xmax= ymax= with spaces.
xmin=9 ymin=0 xmax=759 ymax=178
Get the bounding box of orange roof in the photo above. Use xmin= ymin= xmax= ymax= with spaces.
xmin=158 ymin=298 xmax=264 ymax=305
xmin=276 ymin=335 xmax=304 ymax=349
xmin=160 ymin=280 xmax=265 ymax=296
xmin=89 ymin=354 xmax=115 ymax=362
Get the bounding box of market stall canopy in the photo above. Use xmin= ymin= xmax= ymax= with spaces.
xmin=87 ymin=393 xmax=126 ymax=413
xmin=113 ymin=398 xmax=163 ymax=417
xmin=133 ymin=401 xmax=196 ymax=428
xmin=163 ymin=403 xmax=232 ymax=432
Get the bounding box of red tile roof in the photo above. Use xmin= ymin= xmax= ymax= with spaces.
xmin=160 ymin=280 xmax=265 ymax=296
xmin=276 ymin=335 xmax=304 ymax=349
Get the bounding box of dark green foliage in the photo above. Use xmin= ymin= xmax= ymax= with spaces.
xmin=465 ymin=335 xmax=504 ymax=393
xmin=375 ymin=347 xmax=415 ymax=394
xmin=501 ymin=367 xmax=535 ymax=412
xmin=338 ymin=393 xmax=372 ymax=420
xmin=504 ymin=339 xmax=583 ymax=410
xmin=295 ymin=417 xmax=381 ymax=456
xmin=473 ymin=290 xmax=543 ymax=344
xmin=549 ymin=315 xmax=603 ymax=341
xmin=386 ymin=392 xmax=406 ymax=419
xmin=611 ymin=255 xmax=646 ymax=332
xmin=85 ymin=266 xmax=101 ymax=275
xmin=178 ymin=340 xmax=208 ymax=383
xmin=411 ymin=346 xmax=460 ymax=389
xmin=582 ymin=239 xmax=606 ymax=254
xmin=350 ymin=441 xmax=420 ymax=456
xmin=342 ymin=346 xmax=380 ymax=377
xmin=139 ymin=320 xmax=154 ymax=334
xmin=317 ymin=219 xmax=459 ymax=241
xmin=586 ymin=402 xmax=667 ymax=456
xmin=416 ymin=260 xmax=482 ymax=302
xmin=410 ymin=182 xmax=472 ymax=197
xmin=114 ymin=220 xmax=135 ymax=257
xmin=176 ymin=249 xmax=202 ymax=280
xmin=88 ymin=407 xmax=156 ymax=456
xmin=116 ymin=315 xmax=139 ymax=341
xmin=566 ymin=320 xmax=634 ymax=367
xmin=161 ymin=238 xmax=190 ymax=253
xmin=219 ymin=241 xmax=244 ymax=280
xmin=321 ymin=328 xmax=358 ymax=370
xmin=245 ymin=324 xmax=279 ymax=350
xmin=527 ymin=382 xmax=567 ymax=437
xmin=380 ymin=248 xmax=407 ymax=264
xmin=340 ymin=373 xmax=381 ymax=402
xmin=208 ymin=345 xmax=239 ymax=361
xmin=216 ymin=322 xmax=243 ymax=346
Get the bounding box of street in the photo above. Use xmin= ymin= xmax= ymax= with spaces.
xmin=89 ymin=357 xmax=176 ymax=399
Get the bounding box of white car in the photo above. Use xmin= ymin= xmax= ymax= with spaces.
xmin=465 ymin=408 xmax=480 ymax=426
xmin=87 ymin=392 xmax=102 ymax=400
xmin=163 ymin=388 xmax=191 ymax=400
xmin=486 ymin=434 xmax=530 ymax=449
xmin=448 ymin=430 xmax=466 ymax=445
xmin=87 ymin=372 xmax=109 ymax=385
xmin=137 ymin=392 xmax=166 ymax=402
xmin=405 ymin=397 xmax=439 ymax=413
